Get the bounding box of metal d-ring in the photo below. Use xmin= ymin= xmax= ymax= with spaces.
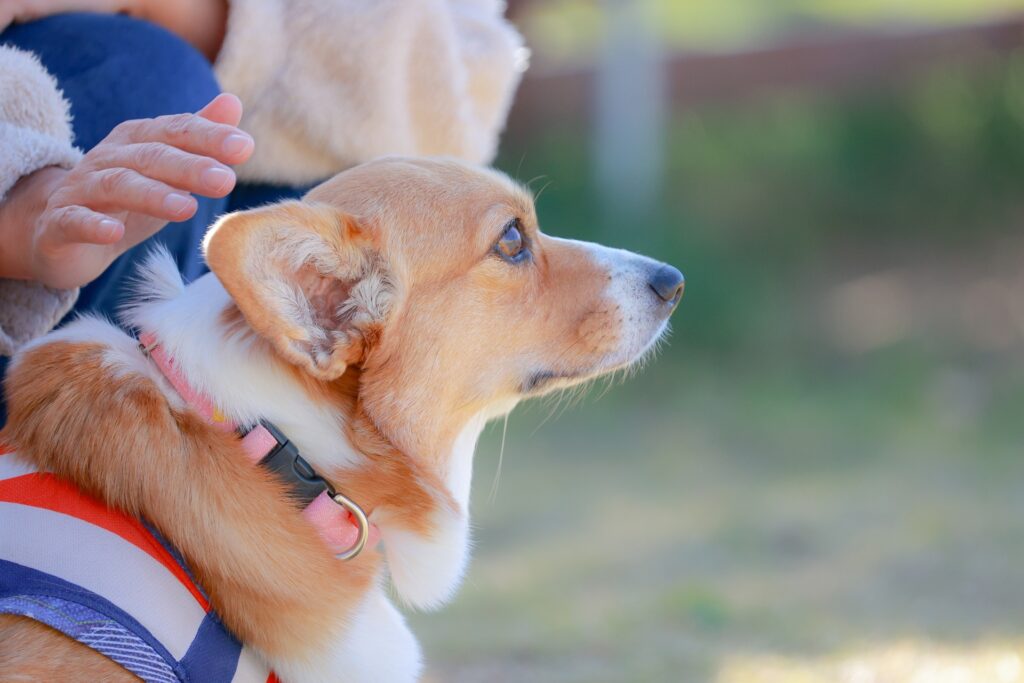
xmin=330 ymin=490 xmax=370 ymax=561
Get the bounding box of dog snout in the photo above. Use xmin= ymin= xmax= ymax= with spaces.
xmin=648 ymin=264 xmax=685 ymax=308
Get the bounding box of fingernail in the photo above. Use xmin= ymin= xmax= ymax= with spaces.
xmin=222 ymin=133 xmax=252 ymax=156
xmin=163 ymin=193 xmax=193 ymax=215
xmin=201 ymin=166 xmax=234 ymax=193
xmin=98 ymin=219 xmax=121 ymax=240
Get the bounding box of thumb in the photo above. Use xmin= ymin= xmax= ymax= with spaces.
xmin=196 ymin=93 xmax=244 ymax=127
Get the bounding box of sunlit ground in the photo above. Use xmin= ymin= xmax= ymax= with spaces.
xmin=411 ymin=244 xmax=1024 ymax=682
xmin=719 ymin=643 xmax=1024 ymax=683
xmin=409 ymin=14 xmax=1024 ymax=676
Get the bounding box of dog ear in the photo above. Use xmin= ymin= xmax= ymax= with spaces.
xmin=203 ymin=200 xmax=392 ymax=380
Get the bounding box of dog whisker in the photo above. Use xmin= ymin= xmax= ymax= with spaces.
xmin=487 ymin=413 xmax=511 ymax=503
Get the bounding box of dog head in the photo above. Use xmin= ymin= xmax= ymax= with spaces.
xmin=203 ymin=157 xmax=683 ymax=606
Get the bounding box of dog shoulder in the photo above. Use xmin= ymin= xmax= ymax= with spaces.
xmin=11 ymin=314 xmax=181 ymax=409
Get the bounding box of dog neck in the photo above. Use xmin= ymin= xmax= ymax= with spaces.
xmin=129 ymin=271 xmax=364 ymax=473
xmin=128 ymin=261 xmax=497 ymax=502
xmin=126 ymin=261 xmax=491 ymax=606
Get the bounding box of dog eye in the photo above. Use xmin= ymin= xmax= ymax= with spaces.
xmin=495 ymin=221 xmax=527 ymax=262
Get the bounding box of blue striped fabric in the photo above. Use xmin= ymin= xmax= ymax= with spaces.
xmin=0 ymin=558 xmax=243 ymax=682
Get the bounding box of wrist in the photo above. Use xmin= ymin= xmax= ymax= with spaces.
xmin=137 ymin=0 xmax=228 ymax=61
xmin=0 ymin=167 xmax=69 ymax=282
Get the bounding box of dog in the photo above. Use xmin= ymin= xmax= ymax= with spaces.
xmin=0 ymin=157 xmax=684 ymax=682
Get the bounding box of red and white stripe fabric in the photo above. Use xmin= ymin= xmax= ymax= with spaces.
xmin=0 ymin=447 xmax=277 ymax=683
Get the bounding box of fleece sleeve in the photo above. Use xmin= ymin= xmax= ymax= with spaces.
xmin=215 ymin=0 xmax=527 ymax=185
xmin=0 ymin=46 xmax=82 ymax=356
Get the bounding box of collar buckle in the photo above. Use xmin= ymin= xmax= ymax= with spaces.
xmin=328 ymin=491 xmax=370 ymax=561
xmin=139 ymin=332 xmax=371 ymax=561
xmin=255 ymin=421 xmax=370 ymax=561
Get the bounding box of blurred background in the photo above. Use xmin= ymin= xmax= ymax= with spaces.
xmin=414 ymin=2 xmax=1024 ymax=681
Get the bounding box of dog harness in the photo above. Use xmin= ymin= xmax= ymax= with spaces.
xmin=0 ymin=449 xmax=275 ymax=682
xmin=0 ymin=333 xmax=376 ymax=681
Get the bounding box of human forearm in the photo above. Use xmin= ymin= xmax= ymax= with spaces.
xmin=0 ymin=167 xmax=66 ymax=281
xmin=0 ymin=46 xmax=81 ymax=283
xmin=137 ymin=0 xmax=229 ymax=61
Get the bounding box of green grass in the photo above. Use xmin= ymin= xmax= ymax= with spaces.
xmin=413 ymin=355 xmax=1024 ymax=682
xmin=407 ymin=47 xmax=1024 ymax=683
xmin=524 ymin=0 xmax=1024 ymax=64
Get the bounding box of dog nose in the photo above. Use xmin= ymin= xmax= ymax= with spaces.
xmin=648 ymin=264 xmax=685 ymax=306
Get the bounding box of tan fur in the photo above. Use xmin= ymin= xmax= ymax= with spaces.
xmin=218 ymin=306 xmax=448 ymax=534
xmin=0 ymin=158 xmax=675 ymax=680
xmin=207 ymin=159 xmax=622 ymax=469
xmin=205 ymin=202 xmax=371 ymax=380
xmin=1 ymin=341 xmax=378 ymax=664
xmin=300 ymin=159 xmax=621 ymax=465
xmin=0 ymin=614 xmax=139 ymax=681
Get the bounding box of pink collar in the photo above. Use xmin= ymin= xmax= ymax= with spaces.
xmin=139 ymin=332 xmax=379 ymax=559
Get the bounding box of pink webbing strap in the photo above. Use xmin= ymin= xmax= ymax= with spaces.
xmin=138 ymin=332 xmax=377 ymax=554
xmin=141 ymin=332 xmax=234 ymax=432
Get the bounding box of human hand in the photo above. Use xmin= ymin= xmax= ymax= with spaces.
xmin=0 ymin=0 xmax=137 ymax=32
xmin=0 ymin=93 xmax=254 ymax=290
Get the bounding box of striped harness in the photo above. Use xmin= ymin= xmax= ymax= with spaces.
xmin=0 ymin=334 xmax=377 ymax=680
xmin=0 ymin=448 xmax=276 ymax=682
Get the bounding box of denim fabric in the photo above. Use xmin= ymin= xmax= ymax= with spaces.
xmin=0 ymin=13 xmax=307 ymax=422
xmin=2 ymin=12 xmax=224 ymax=293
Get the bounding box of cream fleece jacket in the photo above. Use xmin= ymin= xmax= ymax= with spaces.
xmin=0 ymin=1 xmax=523 ymax=352
xmin=0 ymin=46 xmax=81 ymax=357
xmin=216 ymin=0 xmax=526 ymax=184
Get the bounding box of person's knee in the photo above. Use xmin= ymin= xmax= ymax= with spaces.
xmin=2 ymin=13 xmax=220 ymax=149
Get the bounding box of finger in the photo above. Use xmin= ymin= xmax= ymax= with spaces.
xmin=103 ymin=142 xmax=236 ymax=198
xmin=109 ymin=113 xmax=254 ymax=166
xmin=196 ymin=93 xmax=243 ymax=128
xmin=78 ymin=167 xmax=197 ymax=221
xmin=46 ymin=205 xmax=125 ymax=246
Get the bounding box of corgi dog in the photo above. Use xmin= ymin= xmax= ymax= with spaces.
xmin=0 ymin=157 xmax=684 ymax=682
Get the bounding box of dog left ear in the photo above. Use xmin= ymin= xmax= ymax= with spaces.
xmin=203 ymin=200 xmax=392 ymax=380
